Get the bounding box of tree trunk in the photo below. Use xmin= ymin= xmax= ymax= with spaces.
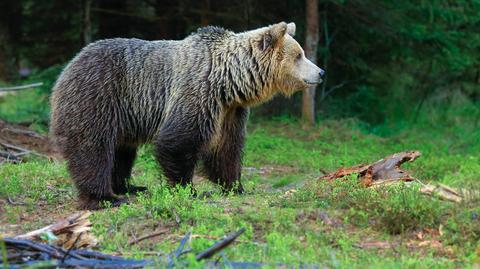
xmin=200 ymin=0 xmax=211 ymax=26
xmin=0 ymin=0 xmax=21 ymax=81
xmin=82 ymin=0 xmax=93 ymax=46
xmin=0 ymin=23 xmax=9 ymax=81
xmin=302 ymin=0 xmax=319 ymax=126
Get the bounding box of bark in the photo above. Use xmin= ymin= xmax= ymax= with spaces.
xmin=82 ymin=0 xmax=93 ymax=46
xmin=200 ymin=0 xmax=211 ymax=26
xmin=302 ymin=0 xmax=319 ymax=125
xmin=319 ymin=151 xmax=422 ymax=186
xmin=0 ymin=24 xmax=8 ymax=80
xmin=0 ymin=1 xmax=21 ymax=81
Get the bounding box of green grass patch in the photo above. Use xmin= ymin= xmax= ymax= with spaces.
xmin=1 ymin=119 xmax=480 ymax=268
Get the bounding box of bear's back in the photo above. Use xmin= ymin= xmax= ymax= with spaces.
xmin=50 ymin=38 xmax=183 ymax=142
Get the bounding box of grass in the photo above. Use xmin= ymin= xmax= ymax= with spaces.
xmin=1 ymin=118 xmax=480 ymax=268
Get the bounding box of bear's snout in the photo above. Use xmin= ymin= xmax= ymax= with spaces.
xmin=300 ymin=57 xmax=324 ymax=86
xmin=319 ymin=69 xmax=325 ymax=77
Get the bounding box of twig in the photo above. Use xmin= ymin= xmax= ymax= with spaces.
xmin=0 ymin=82 xmax=43 ymax=92
xmin=62 ymin=232 xmax=83 ymax=263
xmin=128 ymin=229 xmax=169 ymax=246
xmin=111 ymin=251 xmax=167 ymax=257
xmin=319 ymin=168 xmax=329 ymax=175
xmin=2 ymin=127 xmax=44 ymax=138
xmin=322 ymin=82 xmax=346 ymax=100
xmin=0 ymin=150 xmax=20 ymax=160
xmin=3 ymin=238 xmax=151 ymax=267
xmin=4 ymin=238 xmax=64 ymax=260
xmin=7 ymin=197 xmax=26 ymax=206
xmin=74 ymin=249 xmax=127 ymax=260
xmin=0 ymin=142 xmax=30 ymax=152
xmin=168 ymin=232 xmax=192 ymax=268
xmin=13 ymin=151 xmax=31 ymax=158
xmin=196 ymin=228 xmax=246 ymax=261
xmin=170 ymin=234 xmax=253 ymax=244
xmin=0 ymin=142 xmax=49 ymax=158
xmin=320 ymin=77 xmax=365 ymax=102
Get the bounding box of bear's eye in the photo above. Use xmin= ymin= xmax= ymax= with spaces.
xmin=296 ymin=53 xmax=302 ymax=61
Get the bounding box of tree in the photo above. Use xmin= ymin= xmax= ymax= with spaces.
xmin=302 ymin=0 xmax=319 ymax=125
xmin=81 ymin=0 xmax=93 ymax=46
xmin=0 ymin=1 xmax=21 ymax=81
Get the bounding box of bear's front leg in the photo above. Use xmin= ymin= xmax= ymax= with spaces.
xmin=155 ymin=125 xmax=202 ymax=188
xmin=203 ymin=107 xmax=248 ymax=194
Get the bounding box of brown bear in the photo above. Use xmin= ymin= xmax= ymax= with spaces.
xmin=50 ymin=22 xmax=324 ymax=209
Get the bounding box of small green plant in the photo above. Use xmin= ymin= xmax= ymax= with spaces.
xmin=298 ymin=177 xmax=446 ymax=234
xmin=376 ymin=185 xmax=445 ymax=234
xmin=137 ymin=183 xmax=197 ymax=222
xmin=1 ymin=237 xmax=8 ymax=269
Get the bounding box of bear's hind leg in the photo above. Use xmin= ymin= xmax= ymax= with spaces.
xmin=65 ymin=142 xmax=126 ymax=210
xmin=112 ymin=146 xmax=146 ymax=195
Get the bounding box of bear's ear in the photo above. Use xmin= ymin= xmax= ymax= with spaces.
xmin=287 ymin=22 xmax=296 ymax=36
xmin=261 ymin=22 xmax=288 ymax=51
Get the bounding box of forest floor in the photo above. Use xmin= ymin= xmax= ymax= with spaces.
xmin=1 ymin=119 xmax=480 ymax=268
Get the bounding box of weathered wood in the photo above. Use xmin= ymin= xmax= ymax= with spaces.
xmin=419 ymin=183 xmax=479 ymax=203
xmin=15 ymin=211 xmax=91 ymax=240
xmin=319 ymin=151 xmax=421 ymax=186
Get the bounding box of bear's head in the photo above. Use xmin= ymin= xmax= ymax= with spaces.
xmin=247 ymin=22 xmax=324 ymax=101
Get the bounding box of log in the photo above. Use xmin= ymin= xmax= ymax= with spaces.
xmin=319 ymin=151 xmax=421 ymax=186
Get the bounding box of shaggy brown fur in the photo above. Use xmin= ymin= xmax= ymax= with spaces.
xmin=50 ymin=22 xmax=323 ymax=209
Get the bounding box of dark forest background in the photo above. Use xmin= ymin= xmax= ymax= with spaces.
xmin=0 ymin=0 xmax=479 ymax=135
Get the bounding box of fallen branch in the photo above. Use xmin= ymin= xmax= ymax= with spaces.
xmin=3 ymin=238 xmax=150 ymax=268
xmin=2 ymin=127 xmax=44 ymax=138
xmin=0 ymin=142 xmax=49 ymax=159
xmin=0 ymin=82 xmax=43 ymax=92
xmin=353 ymin=240 xmax=397 ymax=250
xmin=171 ymin=233 xmax=253 ymax=244
xmin=128 ymin=228 xmax=169 ymax=246
xmin=7 ymin=197 xmax=26 ymax=206
xmin=195 ymin=228 xmax=246 ymax=261
xmin=0 ymin=150 xmax=21 ymax=161
xmin=167 ymin=232 xmax=192 ymax=268
xmin=419 ymin=182 xmax=479 ymax=203
xmin=14 ymin=211 xmax=97 ymax=249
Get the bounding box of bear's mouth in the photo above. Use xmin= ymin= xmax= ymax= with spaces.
xmin=304 ymin=79 xmax=322 ymax=86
